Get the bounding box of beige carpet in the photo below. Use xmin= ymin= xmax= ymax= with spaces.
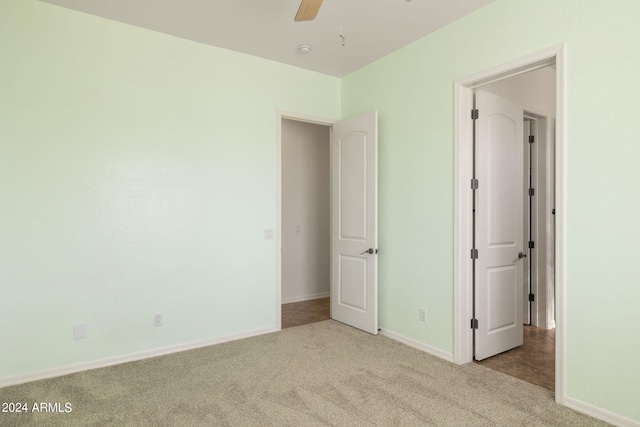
xmin=0 ymin=320 xmax=607 ymax=426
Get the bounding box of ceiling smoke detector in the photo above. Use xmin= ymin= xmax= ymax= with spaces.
xmin=297 ymin=44 xmax=312 ymax=55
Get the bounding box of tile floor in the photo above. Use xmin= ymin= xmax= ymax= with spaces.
xmin=282 ymin=298 xmax=554 ymax=391
xmin=281 ymin=297 xmax=330 ymax=329
xmin=475 ymin=325 xmax=555 ymax=391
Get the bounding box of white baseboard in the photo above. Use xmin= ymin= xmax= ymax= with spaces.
xmin=379 ymin=328 xmax=454 ymax=363
xmin=564 ymin=396 xmax=639 ymax=427
xmin=282 ymin=292 xmax=329 ymax=304
xmin=0 ymin=325 xmax=277 ymax=389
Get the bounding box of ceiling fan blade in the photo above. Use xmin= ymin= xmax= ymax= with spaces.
xmin=294 ymin=0 xmax=323 ymax=22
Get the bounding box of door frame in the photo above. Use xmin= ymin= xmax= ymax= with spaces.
xmin=523 ymin=109 xmax=555 ymax=330
xmin=453 ymin=44 xmax=566 ymax=403
xmin=276 ymin=110 xmax=336 ymax=331
xmin=523 ymin=117 xmax=535 ymax=326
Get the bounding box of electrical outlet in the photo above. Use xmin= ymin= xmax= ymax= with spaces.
xmin=419 ymin=308 xmax=427 ymax=322
xmin=154 ymin=312 xmax=163 ymax=327
xmin=73 ymin=323 xmax=87 ymax=340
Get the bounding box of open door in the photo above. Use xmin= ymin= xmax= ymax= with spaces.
xmin=475 ymin=90 xmax=524 ymax=360
xmin=331 ymin=111 xmax=378 ymax=335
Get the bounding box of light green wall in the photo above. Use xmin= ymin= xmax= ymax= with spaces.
xmin=0 ymin=0 xmax=339 ymax=376
xmin=342 ymin=0 xmax=640 ymax=421
xmin=2 ymin=0 xmax=639 ymax=423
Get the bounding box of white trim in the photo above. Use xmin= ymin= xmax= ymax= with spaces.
xmin=523 ymin=118 xmax=535 ymax=326
xmin=554 ymin=44 xmax=567 ymax=405
xmin=456 ymin=45 xmax=559 ymax=88
xmin=276 ymin=110 xmax=336 ymax=332
xmin=453 ymin=83 xmax=475 ymax=365
xmin=281 ymin=292 xmax=330 ymax=304
xmin=379 ymin=328 xmax=454 ymax=363
xmin=278 ymin=110 xmax=337 ymax=127
xmin=564 ymin=397 xmax=640 ymax=427
xmin=0 ymin=326 xmax=277 ymax=389
xmin=527 ymin=109 xmax=557 ymax=330
xmin=453 ymin=44 xmax=566 ymax=404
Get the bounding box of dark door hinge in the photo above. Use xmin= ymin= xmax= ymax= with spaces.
xmin=471 ymin=318 xmax=479 ymax=329
xmin=471 ymin=179 xmax=479 ymax=190
xmin=529 ymin=135 xmax=535 ymax=143
xmin=528 ymin=241 xmax=535 ymax=249
xmin=471 ymin=249 xmax=478 ymax=259
xmin=529 ymin=293 xmax=535 ymax=302
xmin=528 ymin=188 xmax=534 ymax=197
xmin=471 ymin=109 xmax=479 ymax=120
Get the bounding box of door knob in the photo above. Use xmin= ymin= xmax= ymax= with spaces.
xmin=361 ymin=248 xmax=375 ymax=255
xmin=518 ymin=252 xmax=527 ymax=259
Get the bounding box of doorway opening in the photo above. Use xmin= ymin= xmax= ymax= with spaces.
xmin=277 ymin=111 xmax=379 ymax=334
xmin=471 ymin=88 xmax=556 ymax=390
xmin=279 ymin=117 xmax=332 ymax=330
xmin=453 ymin=44 xmax=565 ymax=403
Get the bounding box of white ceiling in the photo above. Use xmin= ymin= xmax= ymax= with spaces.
xmin=41 ymin=0 xmax=495 ymax=77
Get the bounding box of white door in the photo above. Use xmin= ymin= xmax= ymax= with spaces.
xmin=475 ymin=90 xmax=524 ymax=360
xmin=331 ymin=111 xmax=378 ymax=335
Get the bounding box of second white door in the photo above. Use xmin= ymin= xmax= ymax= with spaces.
xmin=475 ymin=90 xmax=524 ymax=360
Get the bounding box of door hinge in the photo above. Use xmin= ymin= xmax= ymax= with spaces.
xmin=471 ymin=318 xmax=479 ymax=329
xmin=528 ymin=241 xmax=535 ymax=249
xmin=470 ymin=249 xmax=478 ymax=259
xmin=471 ymin=179 xmax=479 ymax=190
xmin=528 ymin=188 xmax=535 ymax=197
xmin=471 ymin=109 xmax=479 ymax=120
xmin=529 ymin=293 xmax=535 ymax=302
xmin=529 ymin=135 xmax=535 ymax=144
